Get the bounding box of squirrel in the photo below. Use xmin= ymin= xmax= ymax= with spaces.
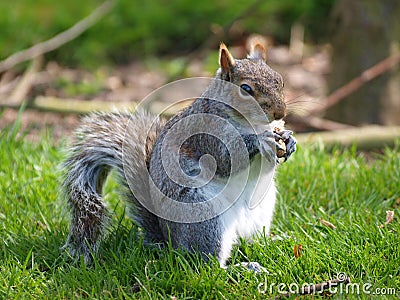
xmin=61 ymin=41 xmax=296 ymax=271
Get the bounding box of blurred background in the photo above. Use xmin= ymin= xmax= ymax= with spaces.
xmin=0 ymin=0 xmax=399 ymax=143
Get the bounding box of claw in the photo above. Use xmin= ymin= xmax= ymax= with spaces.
xmin=237 ymin=262 xmax=268 ymax=273
xmin=273 ymin=132 xmax=282 ymax=140
xmin=284 ymin=134 xmax=297 ymax=161
xmin=273 ymin=129 xmax=297 ymax=161
xmin=257 ymin=132 xmax=279 ymax=164
xmin=282 ymin=130 xmax=293 ymax=140
xmin=259 ymin=128 xmax=297 ymax=164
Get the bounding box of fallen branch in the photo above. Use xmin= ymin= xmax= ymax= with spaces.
xmin=32 ymin=96 xmax=134 ymax=114
xmin=5 ymin=56 xmax=43 ymax=106
xmin=305 ymin=116 xmax=353 ymax=131
xmin=0 ymin=75 xmax=20 ymax=95
xmin=0 ymin=70 xmax=58 ymax=96
xmin=0 ymin=0 xmax=116 ymax=73
xmin=310 ymin=52 xmax=400 ymax=115
xmin=0 ymin=95 xmax=193 ymax=117
xmin=296 ymin=125 xmax=400 ymax=150
xmin=0 ymin=70 xmax=17 ymax=86
xmin=288 ymin=113 xmax=354 ymax=131
xmin=0 ymin=96 xmax=127 ymax=113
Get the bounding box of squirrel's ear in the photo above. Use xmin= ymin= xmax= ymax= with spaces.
xmin=248 ymin=42 xmax=267 ymax=62
xmin=219 ymin=43 xmax=235 ymax=77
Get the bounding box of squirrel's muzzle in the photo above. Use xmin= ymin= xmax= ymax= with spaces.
xmin=274 ymin=108 xmax=286 ymax=120
xmin=273 ymin=100 xmax=286 ymax=120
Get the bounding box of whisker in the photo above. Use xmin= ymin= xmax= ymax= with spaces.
xmin=284 ymin=86 xmax=326 ymax=115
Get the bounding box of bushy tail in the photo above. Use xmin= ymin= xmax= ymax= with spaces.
xmin=61 ymin=110 xmax=164 ymax=263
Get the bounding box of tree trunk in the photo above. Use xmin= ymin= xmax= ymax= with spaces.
xmin=326 ymin=0 xmax=400 ymax=126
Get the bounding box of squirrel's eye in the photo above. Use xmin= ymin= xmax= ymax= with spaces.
xmin=239 ymin=84 xmax=254 ymax=96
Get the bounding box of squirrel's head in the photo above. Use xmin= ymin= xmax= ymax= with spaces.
xmin=216 ymin=42 xmax=286 ymax=122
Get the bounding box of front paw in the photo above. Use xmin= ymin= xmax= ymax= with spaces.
xmin=237 ymin=261 xmax=268 ymax=273
xmin=258 ymin=131 xmax=279 ymax=164
xmin=274 ymin=129 xmax=296 ymax=161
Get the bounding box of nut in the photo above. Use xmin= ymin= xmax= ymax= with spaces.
xmin=276 ymin=138 xmax=286 ymax=158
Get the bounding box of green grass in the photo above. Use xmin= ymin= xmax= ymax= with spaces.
xmin=0 ymin=124 xmax=399 ymax=299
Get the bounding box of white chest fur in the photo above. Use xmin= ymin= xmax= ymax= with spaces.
xmin=200 ymin=154 xmax=277 ymax=265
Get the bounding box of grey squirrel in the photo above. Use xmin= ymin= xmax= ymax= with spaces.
xmin=61 ymin=41 xmax=296 ymax=270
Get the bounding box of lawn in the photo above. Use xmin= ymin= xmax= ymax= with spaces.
xmin=0 ymin=121 xmax=399 ymax=299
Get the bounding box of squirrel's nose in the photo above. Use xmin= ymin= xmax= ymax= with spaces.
xmin=274 ymin=111 xmax=284 ymax=120
xmin=274 ymin=104 xmax=286 ymax=120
